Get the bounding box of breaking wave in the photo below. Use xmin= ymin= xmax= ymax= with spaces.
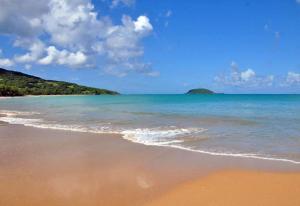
xmin=0 ymin=109 xmax=299 ymax=165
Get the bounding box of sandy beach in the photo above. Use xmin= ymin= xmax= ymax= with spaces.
xmin=1 ymin=0 xmax=300 ymax=204
xmin=147 ymin=171 xmax=300 ymax=206
xmin=0 ymin=123 xmax=299 ymax=206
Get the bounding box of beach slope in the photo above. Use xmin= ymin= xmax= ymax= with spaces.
xmin=147 ymin=170 xmax=300 ymax=206
xmin=0 ymin=124 xmax=299 ymax=206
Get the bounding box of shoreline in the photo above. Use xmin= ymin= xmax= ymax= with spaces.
xmin=0 ymin=124 xmax=300 ymax=205
xmin=1 ymin=113 xmax=299 ymax=165
xmin=2 ymin=124 xmax=300 ymax=171
xmin=0 ymin=94 xmax=120 ymax=100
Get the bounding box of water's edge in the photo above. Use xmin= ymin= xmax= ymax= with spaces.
xmin=1 ymin=110 xmax=299 ymax=165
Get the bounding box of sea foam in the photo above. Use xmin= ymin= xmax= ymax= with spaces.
xmin=1 ymin=109 xmax=300 ymax=165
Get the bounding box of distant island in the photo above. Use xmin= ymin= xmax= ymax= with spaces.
xmin=0 ymin=68 xmax=119 ymax=96
xmin=186 ymin=88 xmax=215 ymax=94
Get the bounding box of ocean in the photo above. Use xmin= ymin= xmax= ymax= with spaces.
xmin=1 ymin=94 xmax=300 ymax=164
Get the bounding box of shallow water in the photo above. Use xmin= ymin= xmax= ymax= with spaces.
xmin=1 ymin=94 xmax=300 ymax=164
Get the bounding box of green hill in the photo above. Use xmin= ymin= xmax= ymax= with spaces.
xmin=186 ymin=88 xmax=215 ymax=94
xmin=0 ymin=68 xmax=119 ymax=96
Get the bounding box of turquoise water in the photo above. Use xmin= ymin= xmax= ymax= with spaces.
xmin=1 ymin=94 xmax=300 ymax=164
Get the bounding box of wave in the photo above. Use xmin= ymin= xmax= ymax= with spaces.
xmin=0 ymin=110 xmax=39 ymax=117
xmin=121 ymin=127 xmax=206 ymax=145
xmin=0 ymin=117 xmax=118 ymax=134
xmin=0 ymin=110 xmax=300 ymax=165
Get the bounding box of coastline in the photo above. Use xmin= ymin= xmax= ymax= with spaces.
xmin=0 ymin=93 xmax=122 ymax=100
xmin=0 ymin=107 xmax=299 ymax=165
xmin=0 ymin=94 xmax=111 ymax=98
xmin=0 ymin=124 xmax=300 ymax=205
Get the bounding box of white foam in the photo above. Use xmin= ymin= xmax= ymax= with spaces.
xmin=0 ymin=116 xmax=42 ymax=125
xmin=166 ymin=145 xmax=300 ymax=165
xmin=0 ymin=114 xmax=118 ymax=134
xmin=29 ymin=123 xmax=119 ymax=134
xmin=1 ymin=110 xmax=300 ymax=165
xmin=0 ymin=110 xmax=39 ymax=117
xmin=121 ymin=127 xmax=300 ymax=164
xmin=121 ymin=127 xmax=206 ymax=145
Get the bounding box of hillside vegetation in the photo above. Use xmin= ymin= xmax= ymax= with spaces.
xmin=0 ymin=68 xmax=119 ymax=96
xmin=186 ymin=88 xmax=215 ymax=94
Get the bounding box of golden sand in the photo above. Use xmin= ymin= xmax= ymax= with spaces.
xmin=0 ymin=125 xmax=299 ymax=206
xmin=146 ymin=170 xmax=300 ymax=206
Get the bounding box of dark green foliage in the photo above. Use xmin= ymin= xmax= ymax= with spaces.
xmin=0 ymin=68 xmax=119 ymax=96
xmin=186 ymin=88 xmax=214 ymax=94
xmin=0 ymin=85 xmax=23 ymax=96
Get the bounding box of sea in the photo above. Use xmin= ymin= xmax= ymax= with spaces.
xmin=1 ymin=94 xmax=300 ymax=164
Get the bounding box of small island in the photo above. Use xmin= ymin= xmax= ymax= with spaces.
xmin=186 ymin=88 xmax=215 ymax=94
xmin=0 ymin=68 xmax=119 ymax=96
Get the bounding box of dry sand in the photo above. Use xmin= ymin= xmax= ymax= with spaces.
xmin=0 ymin=124 xmax=299 ymax=206
xmin=146 ymin=170 xmax=300 ymax=206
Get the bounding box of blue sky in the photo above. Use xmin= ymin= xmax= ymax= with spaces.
xmin=0 ymin=0 xmax=300 ymax=93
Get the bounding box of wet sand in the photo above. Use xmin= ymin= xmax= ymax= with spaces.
xmin=0 ymin=124 xmax=300 ymax=206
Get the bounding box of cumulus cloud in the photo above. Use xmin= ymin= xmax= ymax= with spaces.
xmin=101 ymin=15 xmax=154 ymax=76
xmin=215 ymin=61 xmax=274 ymax=87
xmin=286 ymin=72 xmax=300 ymax=85
xmin=0 ymin=0 xmax=157 ymax=75
xmin=0 ymin=48 xmax=14 ymax=67
xmin=43 ymin=0 xmax=107 ymax=51
xmin=0 ymin=0 xmax=47 ymax=37
xmin=134 ymin=16 xmax=153 ymax=33
xmin=0 ymin=58 xmax=14 ymax=67
xmin=14 ymin=39 xmax=45 ymax=63
xmin=240 ymin=69 xmax=256 ymax=82
xmin=38 ymin=46 xmax=87 ymax=66
xmin=104 ymin=15 xmax=151 ymax=62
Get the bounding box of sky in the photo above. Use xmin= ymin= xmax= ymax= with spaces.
xmin=0 ymin=0 xmax=300 ymax=94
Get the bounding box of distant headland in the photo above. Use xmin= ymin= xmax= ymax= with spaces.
xmin=0 ymin=68 xmax=119 ymax=96
xmin=186 ymin=88 xmax=215 ymax=94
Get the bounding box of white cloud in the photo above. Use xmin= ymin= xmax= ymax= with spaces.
xmin=134 ymin=16 xmax=153 ymax=33
xmin=110 ymin=0 xmax=135 ymax=8
xmin=217 ymin=64 xmax=300 ymax=89
xmin=38 ymin=46 xmax=87 ymax=66
xmin=0 ymin=58 xmax=14 ymax=67
xmin=241 ymin=69 xmax=255 ymax=81
xmin=215 ymin=61 xmax=274 ymax=87
xmin=43 ymin=0 xmax=107 ymax=51
xmin=103 ymin=61 xmax=157 ymax=77
xmin=14 ymin=39 xmax=45 ymax=63
xmin=286 ymin=72 xmax=300 ymax=85
xmin=297 ymin=0 xmax=300 ymax=4
xmin=0 ymin=48 xmax=14 ymax=67
xmin=102 ymin=15 xmax=156 ymax=76
xmin=0 ymin=0 xmax=47 ymax=37
xmin=147 ymin=71 xmax=160 ymax=77
xmin=0 ymin=0 xmax=156 ymax=76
